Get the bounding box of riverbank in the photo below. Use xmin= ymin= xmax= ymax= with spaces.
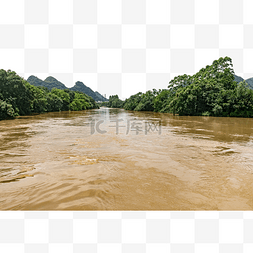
xmin=0 ymin=69 xmax=99 ymax=121
xmin=106 ymin=57 xmax=253 ymax=118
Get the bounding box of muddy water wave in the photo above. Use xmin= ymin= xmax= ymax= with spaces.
xmin=1 ymin=108 xmax=253 ymax=210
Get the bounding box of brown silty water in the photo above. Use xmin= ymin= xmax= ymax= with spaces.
xmin=0 ymin=108 xmax=253 ymax=210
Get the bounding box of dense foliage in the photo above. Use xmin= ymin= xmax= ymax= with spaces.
xmin=122 ymin=57 xmax=253 ymax=117
xmin=4 ymin=57 xmax=252 ymax=120
xmin=107 ymin=95 xmax=124 ymax=108
xmin=98 ymin=95 xmax=124 ymax=108
xmin=0 ymin=69 xmax=98 ymax=120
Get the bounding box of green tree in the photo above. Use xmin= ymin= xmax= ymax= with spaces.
xmin=24 ymin=84 xmax=47 ymax=113
xmin=0 ymin=69 xmax=100 ymax=120
xmin=108 ymin=95 xmax=124 ymax=108
xmin=0 ymin=69 xmax=32 ymax=116
xmin=166 ymin=57 xmax=242 ymax=116
xmin=0 ymin=99 xmax=15 ymax=120
xmin=153 ymin=89 xmax=170 ymax=112
xmin=69 ymin=92 xmax=90 ymax=111
xmin=46 ymin=93 xmax=63 ymax=112
xmin=51 ymin=88 xmax=70 ymax=111
xmin=123 ymin=92 xmax=143 ymax=110
xmin=134 ymin=90 xmax=157 ymax=111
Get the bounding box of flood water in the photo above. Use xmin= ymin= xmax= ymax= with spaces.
xmin=0 ymin=107 xmax=253 ymax=210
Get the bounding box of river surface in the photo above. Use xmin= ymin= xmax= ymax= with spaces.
xmin=0 ymin=108 xmax=253 ymax=210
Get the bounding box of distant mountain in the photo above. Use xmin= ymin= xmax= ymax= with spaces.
xmin=95 ymin=91 xmax=107 ymax=101
xmin=44 ymin=76 xmax=68 ymax=90
xmin=26 ymin=75 xmax=108 ymax=102
xmin=234 ymin=75 xmax=244 ymax=84
xmin=245 ymin=78 xmax=253 ymax=89
xmin=70 ymin=82 xmax=107 ymax=102
xmin=27 ymin=75 xmax=48 ymax=88
xmin=70 ymin=81 xmax=99 ymax=101
xmin=27 ymin=75 xmax=67 ymax=90
xmin=234 ymin=75 xmax=253 ymax=89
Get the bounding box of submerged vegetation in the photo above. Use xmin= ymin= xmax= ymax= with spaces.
xmin=107 ymin=57 xmax=253 ymax=117
xmin=0 ymin=69 xmax=98 ymax=120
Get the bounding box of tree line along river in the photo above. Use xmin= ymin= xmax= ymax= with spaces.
xmin=0 ymin=107 xmax=253 ymax=210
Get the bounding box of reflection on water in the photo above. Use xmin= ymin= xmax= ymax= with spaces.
xmin=0 ymin=108 xmax=253 ymax=210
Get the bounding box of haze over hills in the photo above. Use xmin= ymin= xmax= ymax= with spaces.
xmin=95 ymin=91 xmax=107 ymax=101
xmin=234 ymin=75 xmax=253 ymax=89
xmin=27 ymin=75 xmax=108 ymax=102
xmin=44 ymin=76 xmax=67 ymax=90
xmin=70 ymin=81 xmax=99 ymax=100
xmin=245 ymin=78 xmax=253 ymax=89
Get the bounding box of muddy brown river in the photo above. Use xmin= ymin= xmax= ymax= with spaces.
xmin=0 ymin=108 xmax=253 ymax=210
